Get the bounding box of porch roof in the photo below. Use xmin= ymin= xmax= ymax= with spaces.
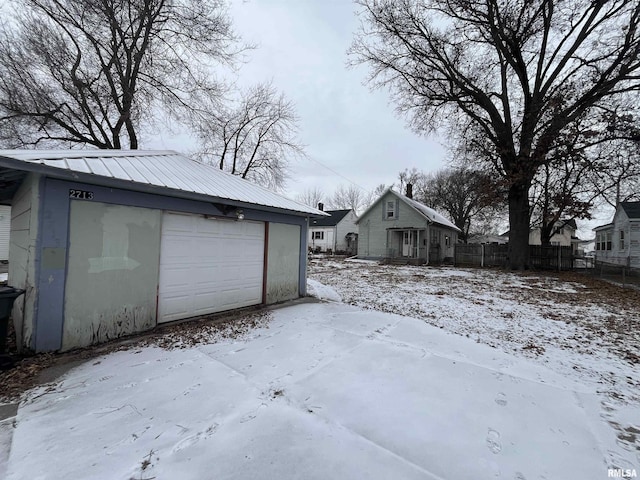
xmin=386 ymin=227 xmax=426 ymax=231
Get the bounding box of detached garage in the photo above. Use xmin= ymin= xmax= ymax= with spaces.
xmin=0 ymin=150 xmax=325 ymax=353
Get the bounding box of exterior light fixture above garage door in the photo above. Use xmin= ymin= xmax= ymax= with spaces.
xmin=212 ymin=203 xmax=244 ymax=220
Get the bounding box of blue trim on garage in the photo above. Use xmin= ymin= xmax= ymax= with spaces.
xmin=30 ymin=175 xmax=45 ymax=351
xmin=33 ymin=177 xmax=309 ymax=351
xmin=34 ymin=178 xmax=71 ymax=351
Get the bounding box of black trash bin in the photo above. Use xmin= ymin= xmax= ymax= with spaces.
xmin=0 ymin=286 xmax=25 ymax=355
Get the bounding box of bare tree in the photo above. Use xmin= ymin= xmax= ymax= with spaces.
xmin=419 ymin=168 xmax=504 ymax=242
xmin=0 ymin=0 xmax=241 ymax=149
xmin=529 ymin=159 xmax=595 ymax=246
xmin=587 ymin=114 xmax=640 ymax=208
xmin=530 ymin=109 xmax=640 ymax=242
xmin=351 ymin=0 xmax=640 ymax=269
xmin=295 ymin=186 xmax=326 ymax=209
xmin=396 ymin=167 xmax=426 ymax=196
xmin=193 ymin=82 xmax=305 ymax=190
xmin=329 ymin=184 xmax=367 ymax=213
xmin=362 ymin=183 xmax=388 ymax=210
xmin=593 ymin=147 xmax=640 ymax=208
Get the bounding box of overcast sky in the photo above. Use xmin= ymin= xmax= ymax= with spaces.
xmin=221 ymin=0 xmax=610 ymax=238
xmin=152 ymin=0 xmax=448 ymax=201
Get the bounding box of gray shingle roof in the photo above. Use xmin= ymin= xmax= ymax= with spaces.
xmin=621 ymin=201 xmax=640 ymax=219
xmin=310 ymin=209 xmax=351 ymax=227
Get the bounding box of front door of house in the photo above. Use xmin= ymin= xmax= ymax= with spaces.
xmin=402 ymin=230 xmax=415 ymax=257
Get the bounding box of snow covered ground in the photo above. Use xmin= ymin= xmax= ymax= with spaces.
xmin=310 ymin=259 xmax=640 ymax=468
xmin=1 ymin=259 xmax=638 ymax=479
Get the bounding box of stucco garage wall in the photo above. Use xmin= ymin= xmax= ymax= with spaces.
xmin=22 ymin=177 xmax=309 ymax=352
xmin=266 ymin=223 xmax=301 ymax=304
xmin=62 ymin=200 xmax=161 ymax=350
xmin=8 ymin=173 xmax=40 ymax=351
xmin=0 ymin=205 xmax=10 ymax=261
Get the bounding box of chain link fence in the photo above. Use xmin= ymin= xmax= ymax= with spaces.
xmin=454 ymin=244 xmax=574 ymax=270
xmin=590 ymin=258 xmax=640 ymax=289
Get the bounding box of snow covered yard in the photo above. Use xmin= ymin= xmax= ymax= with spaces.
xmin=310 ymin=258 xmax=640 ymax=467
xmin=0 ymin=260 xmax=638 ymax=479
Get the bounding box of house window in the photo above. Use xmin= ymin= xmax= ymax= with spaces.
xmin=386 ymin=201 xmax=396 ymax=219
xmin=596 ymin=231 xmax=611 ymax=251
xmin=430 ymin=229 xmax=440 ymax=245
xmin=313 ymin=231 xmax=324 ymax=240
xmin=620 ymin=230 xmax=625 ymax=250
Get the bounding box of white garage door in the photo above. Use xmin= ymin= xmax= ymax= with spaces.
xmin=158 ymin=212 xmax=265 ymax=323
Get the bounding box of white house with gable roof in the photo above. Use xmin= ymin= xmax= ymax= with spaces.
xmin=356 ymin=186 xmax=460 ymax=264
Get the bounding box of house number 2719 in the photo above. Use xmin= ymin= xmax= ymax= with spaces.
xmin=69 ymin=189 xmax=94 ymax=200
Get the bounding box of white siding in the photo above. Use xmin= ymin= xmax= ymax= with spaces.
xmin=529 ymin=224 xmax=575 ymax=247
xmin=0 ymin=205 xmax=10 ymax=261
xmin=631 ymin=221 xmax=640 ymax=268
xmin=335 ymin=211 xmax=358 ymax=252
xmin=595 ymin=208 xmax=640 ymax=267
xmin=8 ymin=173 xmax=40 ymax=351
xmin=309 ymin=227 xmax=335 ymax=252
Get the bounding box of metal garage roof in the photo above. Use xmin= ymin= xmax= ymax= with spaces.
xmin=0 ymin=150 xmax=326 ymax=217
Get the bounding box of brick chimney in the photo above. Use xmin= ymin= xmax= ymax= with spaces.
xmin=406 ymin=183 xmax=413 ymax=199
xmin=318 ymin=202 xmax=324 ymax=211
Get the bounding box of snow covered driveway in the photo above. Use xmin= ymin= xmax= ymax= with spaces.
xmin=2 ymin=297 xmax=635 ymax=479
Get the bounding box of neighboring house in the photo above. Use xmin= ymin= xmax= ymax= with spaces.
xmin=529 ymin=219 xmax=579 ymax=252
xmin=467 ymin=233 xmax=508 ymax=245
xmin=0 ymin=205 xmax=9 ymax=262
xmin=501 ymin=219 xmax=580 ymax=252
xmin=593 ymin=202 xmax=640 ymax=268
xmin=0 ymin=150 xmax=325 ymax=353
xmin=308 ymin=205 xmax=358 ymax=254
xmin=357 ymin=187 xmax=460 ymax=264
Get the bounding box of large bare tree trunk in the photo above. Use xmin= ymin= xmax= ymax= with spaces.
xmin=508 ymin=181 xmax=531 ymax=270
xmin=351 ymin=1 xmax=640 ymax=263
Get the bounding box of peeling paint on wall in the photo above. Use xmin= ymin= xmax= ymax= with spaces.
xmin=62 ymin=201 xmax=161 ymax=351
xmin=8 ymin=173 xmax=40 ymax=352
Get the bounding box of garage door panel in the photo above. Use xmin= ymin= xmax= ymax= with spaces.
xmin=161 ymin=295 xmax=191 ymax=318
xmin=158 ymin=213 xmax=265 ymax=323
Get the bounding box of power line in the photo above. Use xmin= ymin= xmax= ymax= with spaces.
xmin=303 ymin=155 xmax=370 ymax=191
